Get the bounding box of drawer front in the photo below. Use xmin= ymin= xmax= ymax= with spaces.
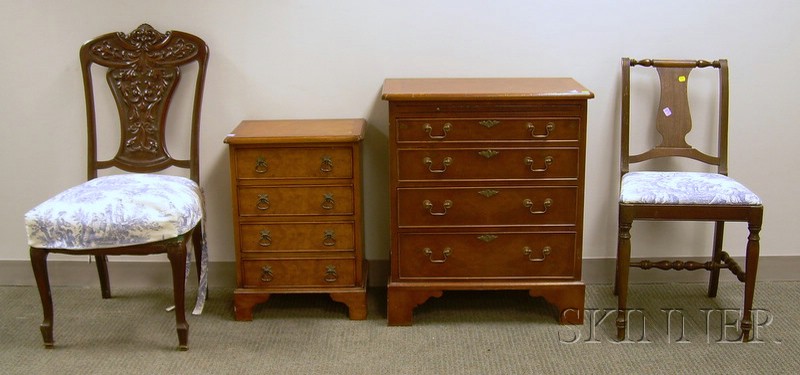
xmin=242 ymin=259 xmax=355 ymax=287
xmin=397 ymin=186 xmax=576 ymax=227
xmin=234 ymin=147 xmax=353 ymax=180
xmin=396 ymin=118 xmax=580 ymax=143
xmin=239 ymin=222 xmax=355 ymax=252
xmin=397 ymin=232 xmax=576 ymax=278
xmin=398 ymin=147 xmax=578 ymax=181
xmin=238 ymin=186 xmax=354 ymax=216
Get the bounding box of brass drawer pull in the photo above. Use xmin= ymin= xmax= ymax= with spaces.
xmin=255 ymin=156 xmax=268 ymax=173
xmin=527 ymin=122 xmax=555 ymax=138
xmin=524 ymin=156 xmax=554 ymax=172
xmin=258 ymin=229 xmax=272 ymax=247
xmin=324 ymin=265 xmax=338 ymax=282
xmin=323 ymin=229 xmax=336 ymax=246
xmin=523 ymin=246 xmax=551 ymax=262
xmin=256 ymin=194 xmax=270 ymax=210
xmin=321 ymin=193 xmax=335 ymax=210
xmin=423 ymin=199 xmax=453 ymax=216
xmin=423 ymin=123 xmax=452 ymax=139
xmin=423 ymin=247 xmax=452 ymax=263
xmin=320 ymin=155 xmax=333 ymax=172
xmin=260 ymin=266 xmax=274 ymax=283
xmin=423 ymin=156 xmax=453 ymax=173
xmin=523 ymin=198 xmax=552 ymax=214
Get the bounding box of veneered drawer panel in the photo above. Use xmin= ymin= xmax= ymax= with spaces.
xmin=398 ymin=147 xmax=578 ymax=181
xmin=239 ymin=222 xmax=355 ymax=252
xmin=397 ymin=118 xmax=580 ymax=142
xmin=242 ymin=259 xmax=355 ymax=287
xmin=397 ymin=232 xmax=576 ymax=278
xmin=234 ymin=147 xmax=353 ymax=179
xmin=397 ymin=186 xmax=576 ymax=227
xmin=238 ymin=186 xmax=354 ymax=216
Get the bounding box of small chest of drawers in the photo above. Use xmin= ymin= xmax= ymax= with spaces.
xmin=382 ymin=78 xmax=593 ymax=326
xmin=225 ymin=119 xmax=368 ymax=320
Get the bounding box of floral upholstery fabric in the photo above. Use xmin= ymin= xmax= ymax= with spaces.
xmin=25 ymin=174 xmax=203 ymax=249
xmin=620 ymin=171 xmax=762 ymax=205
xmin=24 ymin=174 xmax=208 ymax=314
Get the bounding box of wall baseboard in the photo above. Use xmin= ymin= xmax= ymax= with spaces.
xmin=2 ymin=256 xmax=797 ymax=289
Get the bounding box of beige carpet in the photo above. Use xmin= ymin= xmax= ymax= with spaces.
xmin=1 ymin=282 xmax=798 ymax=374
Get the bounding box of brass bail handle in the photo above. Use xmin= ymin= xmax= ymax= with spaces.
xmin=524 ymin=156 xmax=554 ymax=172
xmin=423 ymin=199 xmax=453 ymax=216
xmin=423 ymin=123 xmax=452 ymax=139
xmin=523 ymin=246 xmax=551 ymax=262
xmin=423 ymin=156 xmax=453 ymax=173
xmin=527 ymin=122 xmax=555 ymax=138
xmin=423 ymin=247 xmax=452 ymax=263
xmin=523 ymin=198 xmax=552 ymax=214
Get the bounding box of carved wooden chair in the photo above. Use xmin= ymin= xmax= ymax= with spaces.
xmin=24 ymin=24 xmax=209 ymax=350
xmin=615 ymin=58 xmax=763 ymax=341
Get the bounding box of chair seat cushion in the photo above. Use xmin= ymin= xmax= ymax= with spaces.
xmin=25 ymin=174 xmax=203 ymax=250
xmin=620 ymin=171 xmax=762 ymax=205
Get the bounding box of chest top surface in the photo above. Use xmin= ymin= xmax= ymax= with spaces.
xmin=225 ymin=119 xmax=366 ymax=145
xmin=381 ymin=78 xmax=594 ymax=101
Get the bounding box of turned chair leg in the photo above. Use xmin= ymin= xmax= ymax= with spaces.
xmin=30 ymin=247 xmax=55 ymax=348
xmin=95 ymin=255 xmax=111 ymax=299
xmin=741 ymin=222 xmax=761 ymax=342
xmin=708 ymin=221 xmax=725 ymax=298
xmin=616 ymin=221 xmax=632 ymax=341
xmin=167 ymin=242 xmax=189 ymax=350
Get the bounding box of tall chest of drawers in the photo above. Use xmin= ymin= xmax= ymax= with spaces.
xmin=225 ymin=119 xmax=368 ymax=321
xmin=382 ymin=78 xmax=593 ymax=325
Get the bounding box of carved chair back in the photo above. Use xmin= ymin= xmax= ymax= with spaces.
xmin=80 ymin=24 xmax=209 ymax=182
xmin=620 ymin=58 xmax=729 ymax=178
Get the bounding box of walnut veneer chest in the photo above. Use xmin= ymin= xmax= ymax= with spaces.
xmin=224 ymin=119 xmax=367 ymax=321
xmin=381 ymin=78 xmax=593 ymax=325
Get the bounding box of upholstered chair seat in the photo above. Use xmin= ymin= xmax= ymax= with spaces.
xmin=620 ymin=171 xmax=762 ymax=205
xmin=25 ymin=174 xmax=203 ymax=250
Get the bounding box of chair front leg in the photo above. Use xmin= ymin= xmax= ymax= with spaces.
xmin=741 ymin=221 xmax=761 ymax=342
xmin=166 ymin=241 xmax=189 ymax=351
xmin=616 ymin=220 xmax=632 ymax=341
xmin=30 ymin=247 xmax=54 ymax=348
